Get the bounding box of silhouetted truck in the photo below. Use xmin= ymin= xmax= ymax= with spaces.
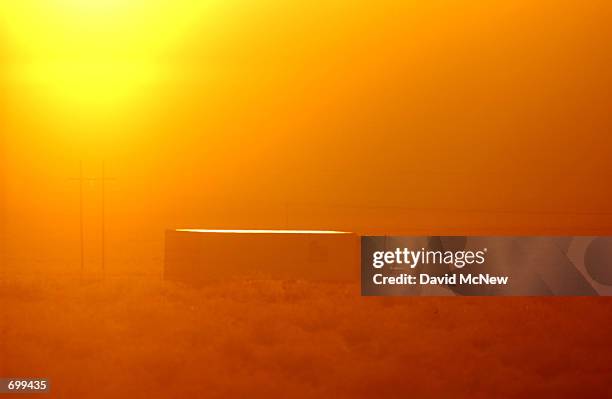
xmin=164 ymin=229 xmax=359 ymax=283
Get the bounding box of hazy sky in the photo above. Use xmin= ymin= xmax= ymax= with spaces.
xmin=1 ymin=1 xmax=611 ymax=273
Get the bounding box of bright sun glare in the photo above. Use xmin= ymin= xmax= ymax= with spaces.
xmin=1 ymin=1 xmax=217 ymax=112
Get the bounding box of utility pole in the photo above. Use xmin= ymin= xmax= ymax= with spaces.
xmin=69 ymin=161 xmax=115 ymax=280
xmin=101 ymin=162 xmax=106 ymax=275
xmin=80 ymin=162 xmax=84 ymax=278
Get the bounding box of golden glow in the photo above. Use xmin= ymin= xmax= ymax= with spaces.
xmin=0 ymin=1 xmax=222 ymax=112
xmin=10 ymin=61 xmax=163 ymax=110
xmin=176 ymin=230 xmax=352 ymax=235
xmin=0 ymin=1 xmax=217 ymax=58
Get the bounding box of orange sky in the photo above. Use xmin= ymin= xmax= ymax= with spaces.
xmin=1 ymin=1 xmax=612 ymax=273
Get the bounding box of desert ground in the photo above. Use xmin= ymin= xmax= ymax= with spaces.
xmin=1 ymin=274 xmax=611 ymax=398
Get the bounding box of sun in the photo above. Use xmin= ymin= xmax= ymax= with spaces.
xmin=1 ymin=1 xmax=153 ymax=59
xmin=0 ymin=1 xmax=221 ymax=113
